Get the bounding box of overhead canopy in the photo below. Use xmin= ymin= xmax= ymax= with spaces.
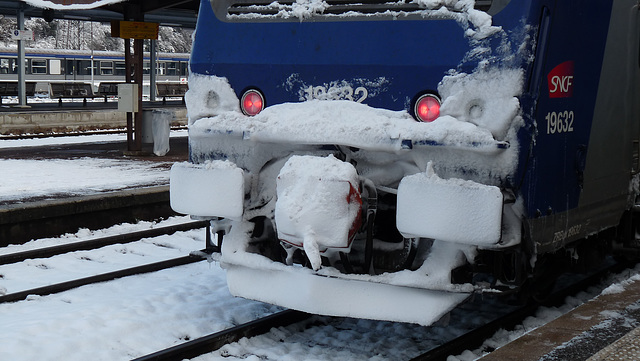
xmin=22 ymin=0 xmax=128 ymax=10
xmin=0 ymin=0 xmax=199 ymax=28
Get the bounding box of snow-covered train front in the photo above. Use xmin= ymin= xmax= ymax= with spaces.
xmin=170 ymin=0 xmax=640 ymax=325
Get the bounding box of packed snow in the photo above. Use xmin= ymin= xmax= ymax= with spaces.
xmin=22 ymin=0 xmax=126 ymax=10
xmin=0 ymin=132 xmax=186 ymax=204
xmin=182 ymin=0 xmax=527 ymax=325
xmin=1 ymin=129 xmax=640 ymax=360
xmin=396 ymin=161 xmax=503 ymax=245
xmin=226 ymin=0 xmax=501 ymax=40
xmin=275 ymin=154 xmax=361 ymax=269
xmin=1 ymin=1 xmax=637 ymax=358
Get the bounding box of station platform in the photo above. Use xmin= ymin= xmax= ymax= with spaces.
xmin=0 ymin=101 xmax=187 ymax=136
xmin=480 ymin=276 xmax=640 ymax=361
xmin=0 ymin=132 xmax=188 ymax=163
xmin=0 ymin=133 xmax=189 ymax=244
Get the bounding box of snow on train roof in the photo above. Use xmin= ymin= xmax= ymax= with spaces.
xmin=22 ymin=0 xmax=126 ymax=10
xmin=223 ymin=0 xmax=500 ymax=39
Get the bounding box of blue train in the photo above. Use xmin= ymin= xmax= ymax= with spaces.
xmin=171 ymin=0 xmax=640 ymax=325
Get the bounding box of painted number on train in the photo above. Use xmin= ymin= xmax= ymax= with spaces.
xmin=303 ymin=85 xmax=368 ymax=103
xmin=553 ymin=224 xmax=582 ymax=243
xmin=546 ymin=110 xmax=574 ymax=134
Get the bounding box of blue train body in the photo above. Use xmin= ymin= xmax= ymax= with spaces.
xmin=171 ymin=0 xmax=640 ymax=325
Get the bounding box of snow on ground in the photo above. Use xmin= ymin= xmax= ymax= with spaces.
xmin=0 ymin=131 xmax=186 ymax=204
xmin=0 ymin=157 xmax=169 ymax=203
xmin=0 ymin=221 xmax=281 ymax=361
xmin=1 ymin=133 xmax=640 ymax=360
xmin=23 ymin=0 xmax=126 ymax=10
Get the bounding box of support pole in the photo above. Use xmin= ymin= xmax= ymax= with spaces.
xmin=150 ymin=39 xmax=157 ymax=102
xmin=125 ymin=38 xmax=134 ymax=151
xmin=17 ymin=4 xmax=27 ymax=107
xmin=133 ymin=38 xmax=143 ymax=152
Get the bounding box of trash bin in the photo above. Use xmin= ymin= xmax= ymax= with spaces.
xmin=142 ymin=109 xmax=172 ymax=156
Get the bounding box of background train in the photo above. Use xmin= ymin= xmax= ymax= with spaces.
xmin=0 ymin=46 xmax=189 ymax=97
xmin=171 ymin=0 xmax=640 ymax=326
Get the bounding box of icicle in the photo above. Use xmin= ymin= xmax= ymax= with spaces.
xmin=303 ymin=230 xmax=322 ymax=271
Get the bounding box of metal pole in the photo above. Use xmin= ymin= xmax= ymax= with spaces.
xmin=125 ymin=38 xmax=134 ymax=151
xmin=150 ymin=39 xmax=157 ymax=102
xmin=134 ymin=38 xmax=143 ymax=151
xmin=17 ymin=4 xmax=26 ymax=107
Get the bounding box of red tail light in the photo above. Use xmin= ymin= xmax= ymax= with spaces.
xmin=241 ymin=89 xmax=265 ymax=116
xmin=414 ymin=94 xmax=441 ymax=122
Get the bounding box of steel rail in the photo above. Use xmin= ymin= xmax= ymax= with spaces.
xmin=409 ymin=259 xmax=637 ymax=361
xmin=0 ymin=251 xmax=207 ymax=303
xmin=0 ymin=220 xmax=209 ymax=266
xmin=131 ymin=310 xmax=312 ymax=361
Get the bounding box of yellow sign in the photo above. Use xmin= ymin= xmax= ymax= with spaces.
xmin=111 ymin=21 xmax=159 ymax=40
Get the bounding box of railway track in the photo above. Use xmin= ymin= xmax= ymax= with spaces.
xmin=1 ymin=210 xmax=636 ymax=359
xmin=411 ymin=258 xmax=638 ymax=360
xmin=132 ymin=310 xmax=312 ymax=361
xmin=124 ymin=257 xmax=636 ymax=361
xmin=0 ymin=219 xmax=210 ymax=303
xmin=0 ymin=252 xmax=206 ymax=303
xmin=0 ymin=220 xmax=208 ymax=266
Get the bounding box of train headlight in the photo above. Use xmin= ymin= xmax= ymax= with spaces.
xmin=240 ymin=89 xmax=265 ymax=116
xmin=413 ymin=93 xmax=441 ymax=122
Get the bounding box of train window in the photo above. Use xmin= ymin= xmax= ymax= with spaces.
xmin=0 ymin=58 xmax=16 ymax=74
xmin=180 ymin=62 xmax=188 ymax=76
xmin=50 ymin=59 xmax=62 ymax=75
xmin=114 ymin=61 xmax=126 ymax=76
xmin=166 ymin=62 xmax=178 ymax=75
xmin=143 ymin=61 xmax=150 ymax=75
xmin=66 ymin=60 xmax=74 ymax=75
xmin=100 ymin=61 xmax=114 ymax=75
xmin=77 ymin=60 xmax=95 ymax=75
xmin=31 ymin=59 xmax=47 ymax=74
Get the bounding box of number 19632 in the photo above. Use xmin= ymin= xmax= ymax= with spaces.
xmin=546 ymin=110 xmax=574 ymax=134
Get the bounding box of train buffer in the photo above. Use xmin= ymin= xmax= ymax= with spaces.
xmin=49 ymin=82 xmax=103 ymax=107
xmin=0 ymin=81 xmax=36 ymax=105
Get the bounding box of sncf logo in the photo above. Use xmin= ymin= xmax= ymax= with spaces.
xmin=548 ymin=61 xmax=574 ymax=98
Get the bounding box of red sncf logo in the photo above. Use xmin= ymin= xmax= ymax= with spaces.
xmin=548 ymin=61 xmax=574 ymax=98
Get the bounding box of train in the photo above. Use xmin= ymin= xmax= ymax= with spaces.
xmin=170 ymin=0 xmax=640 ymax=325
xmin=0 ymin=46 xmax=189 ymax=95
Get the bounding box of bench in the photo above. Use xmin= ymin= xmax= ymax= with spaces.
xmin=0 ymin=81 xmax=36 ymax=105
xmin=49 ymin=82 xmax=102 ymax=107
xmin=96 ymin=82 xmax=124 ymax=102
xmin=156 ymin=82 xmax=188 ymax=104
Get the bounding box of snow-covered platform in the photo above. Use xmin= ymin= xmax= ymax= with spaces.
xmin=479 ymin=276 xmax=640 ymax=361
xmin=0 ymin=132 xmax=188 ymax=244
xmin=0 ymin=132 xmax=188 ymax=206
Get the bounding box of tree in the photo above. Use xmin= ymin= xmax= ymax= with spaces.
xmin=0 ymin=18 xmax=192 ymax=53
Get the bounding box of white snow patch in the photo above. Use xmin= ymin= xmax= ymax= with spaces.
xmin=189 ymin=85 xmax=500 ymax=152
xmin=170 ymin=160 xmax=245 ymax=219
xmin=397 ymin=162 xmax=503 ymax=245
xmin=0 ymin=158 xmax=169 ymax=203
xmin=228 ymin=0 xmax=501 ymax=40
xmin=439 ymin=67 xmax=524 ymax=140
xmin=22 ymin=0 xmax=126 ymax=10
xmin=275 ymin=155 xmax=360 ymax=269
xmin=601 ymin=283 xmax=626 ymax=295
